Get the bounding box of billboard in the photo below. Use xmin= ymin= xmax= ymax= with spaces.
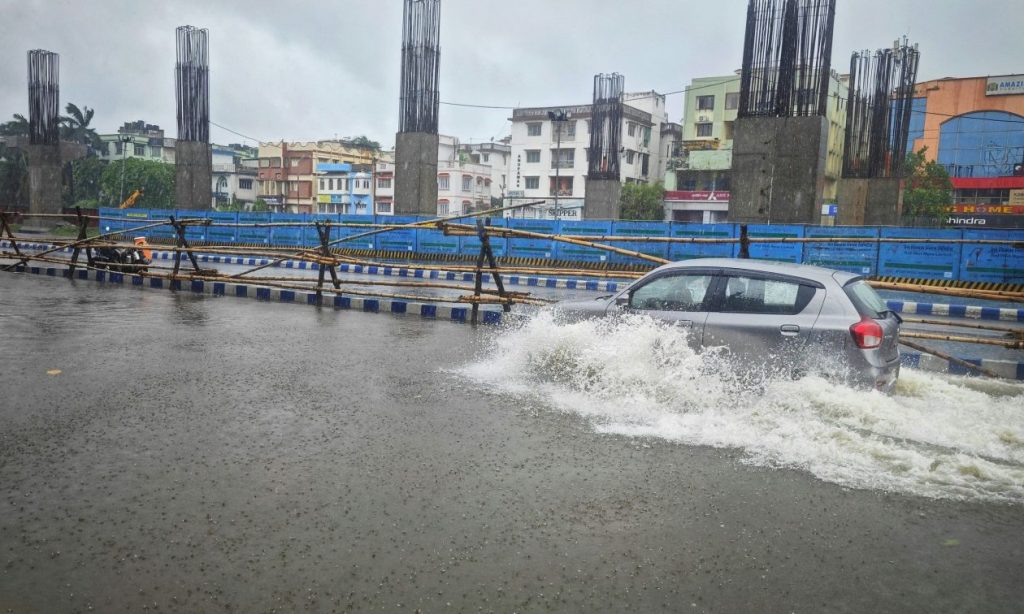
xmin=985 ymin=75 xmax=1024 ymax=96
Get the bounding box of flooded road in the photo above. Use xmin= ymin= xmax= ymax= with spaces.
xmin=2 ymin=272 xmax=1023 ymax=612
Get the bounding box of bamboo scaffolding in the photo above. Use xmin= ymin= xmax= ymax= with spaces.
xmin=901 ymin=317 xmax=1024 ymax=336
xmin=900 ymin=331 xmax=1024 ymax=350
xmin=899 ymin=339 xmax=1002 ymax=378
xmin=869 ymin=281 xmax=1024 ymax=303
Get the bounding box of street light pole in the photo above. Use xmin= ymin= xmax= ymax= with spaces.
xmin=548 ymin=109 xmax=569 ymax=220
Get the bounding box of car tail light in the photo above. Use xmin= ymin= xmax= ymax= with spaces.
xmin=850 ymin=317 xmax=883 ymax=349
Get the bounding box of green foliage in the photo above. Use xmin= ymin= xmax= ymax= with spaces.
xmin=217 ymin=195 xmax=247 ymax=212
xmin=0 ymin=114 xmax=29 ymax=137
xmin=253 ymin=198 xmax=270 ymax=212
xmin=60 ymin=103 xmax=102 ymax=155
xmin=619 ymin=182 xmax=665 ymax=221
xmin=902 ymin=148 xmax=953 ymax=223
xmin=63 ymin=157 xmax=106 ymax=206
xmin=100 ymin=158 xmax=176 ymax=209
xmin=0 ymin=149 xmax=29 ymax=207
xmin=348 ymin=135 xmax=381 ymax=151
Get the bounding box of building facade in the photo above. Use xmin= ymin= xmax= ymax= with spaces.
xmin=315 ymin=163 xmax=373 ymax=215
xmin=507 ymin=92 xmax=671 ymax=219
xmin=99 ymin=121 xmax=176 ymax=164
xmin=375 ymin=158 xmax=395 ymax=215
xmin=211 ymin=145 xmax=258 ymax=209
xmin=257 ymin=141 xmax=377 ymax=213
xmin=436 ymin=135 xmax=495 ymax=216
xmin=668 ymin=71 xmax=848 ymax=223
xmin=908 ymin=74 xmax=1024 ymax=227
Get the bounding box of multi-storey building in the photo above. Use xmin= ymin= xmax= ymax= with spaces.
xmin=457 ymin=140 xmax=511 ymax=203
xmin=906 ymin=74 xmax=1024 ymax=226
xmin=436 ymin=135 xmax=494 ymax=216
xmin=374 ymin=158 xmax=395 ymax=215
xmin=211 ymin=144 xmax=258 ymax=209
xmin=98 ymin=121 xmax=176 ymax=164
xmin=315 ymin=163 xmax=373 ymax=215
xmin=667 ymin=71 xmax=848 ymax=222
xmin=256 ymin=140 xmax=377 ymax=213
xmin=507 ymin=91 xmax=672 ymax=219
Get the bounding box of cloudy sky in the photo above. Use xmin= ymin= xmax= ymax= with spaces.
xmin=2 ymin=0 xmax=1021 ymax=148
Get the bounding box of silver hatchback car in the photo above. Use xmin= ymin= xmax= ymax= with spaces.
xmin=554 ymin=258 xmax=901 ymax=392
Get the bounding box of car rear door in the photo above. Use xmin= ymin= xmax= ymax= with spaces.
xmin=702 ymin=271 xmax=826 ymax=362
xmin=611 ymin=269 xmax=717 ymax=349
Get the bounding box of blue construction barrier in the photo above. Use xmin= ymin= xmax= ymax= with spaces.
xmin=959 ymin=229 xmax=1024 ymax=284
xmin=668 ymin=223 xmax=736 ymax=260
xmin=878 ymin=227 xmax=961 ymax=280
xmin=175 ymin=210 xmax=209 ymax=243
xmin=742 ymin=224 xmax=804 ymax=263
xmin=555 ymin=220 xmax=613 ymax=263
xmin=237 ymin=212 xmax=271 ymax=245
xmin=609 ymin=220 xmax=670 ymax=264
xmin=270 ymin=213 xmax=306 ymax=246
xmin=206 ymin=211 xmax=239 ymax=244
xmin=97 ymin=208 xmax=1024 ymax=284
xmin=507 ymin=218 xmax=559 ymax=260
xmin=375 ymin=215 xmax=417 ymax=253
xmin=459 ymin=217 xmax=508 ymax=258
xmin=802 ymin=226 xmax=879 ymax=276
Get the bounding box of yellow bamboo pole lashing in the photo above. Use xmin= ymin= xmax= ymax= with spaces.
xmin=900 ymin=316 xmax=1024 ymax=335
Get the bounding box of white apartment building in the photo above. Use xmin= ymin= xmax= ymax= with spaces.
xmin=212 ymin=146 xmax=258 ymax=209
xmin=458 ymin=140 xmax=511 ymax=202
xmin=507 ymin=91 xmax=672 ymax=219
xmin=375 ymin=159 xmax=395 ymax=215
xmin=98 ymin=121 xmax=176 ymax=164
xmin=435 ymin=135 xmax=500 ymax=216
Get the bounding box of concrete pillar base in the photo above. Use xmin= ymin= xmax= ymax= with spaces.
xmin=394 ymin=132 xmax=440 ymax=215
xmin=583 ymin=178 xmax=622 ymax=220
xmin=175 ymin=141 xmax=212 ymax=210
xmin=26 ymin=144 xmax=63 ymax=231
xmin=729 ymin=116 xmax=828 ymax=224
xmin=837 ymin=177 xmax=904 ymax=226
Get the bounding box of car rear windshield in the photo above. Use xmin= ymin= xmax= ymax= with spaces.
xmin=844 ymin=279 xmax=887 ymax=318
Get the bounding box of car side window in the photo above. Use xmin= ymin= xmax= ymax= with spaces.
xmin=629 ymin=274 xmax=713 ymax=311
xmin=719 ymin=275 xmax=814 ymax=315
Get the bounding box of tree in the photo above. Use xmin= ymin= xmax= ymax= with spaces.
xmin=348 ymin=135 xmax=381 ymax=151
xmin=0 ymin=150 xmax=29 ymax=208
xmin=60 ymin=103 xmax=102 ymax=155
xmin=63 ymin=157 xmax=106 ymax=207
xmin=0 ymin=114 xmax=29 ymax=137
xmin=99 ymin=158 xmax=176 ymax=209
xmin=619 ymin=182 xmax=665 ymax=220
xmin=252 ymin=198 xmax=270 ymax=212
xmin=902 ymin=147 xmax=953 ymax=224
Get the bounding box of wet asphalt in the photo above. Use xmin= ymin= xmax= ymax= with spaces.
xmin=1 ymin=271 xmax=1023 ymax=613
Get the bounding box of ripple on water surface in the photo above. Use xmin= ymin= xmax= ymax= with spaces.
xmin=461 ymin=311 xmax=1024 ymax=504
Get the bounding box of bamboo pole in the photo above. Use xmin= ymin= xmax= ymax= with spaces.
xmin=900 ymin=331 xmax=1024 ymax=349
xmin=443 ymin=222 xmax=671 ymax=266
xmin=1 ymin=218 xmax=173 ymax=272
xmin=900 ymin=316 xmax=1024 ymax=335
xmin=868 ymin=281 xmax=1024 ymax=303
xmin=899 ymin=339 xmax=1002 ymax=378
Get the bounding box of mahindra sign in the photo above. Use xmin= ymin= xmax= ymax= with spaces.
xmin=664 ymin=190 xmax=730 ymax=201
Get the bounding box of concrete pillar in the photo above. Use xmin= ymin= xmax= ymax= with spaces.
xmin=21 ymin=144 xmax=63 ymax=234
xmin=729 ymin=115 xmax=828 ymax=224
xmin=583 ymin=178 xmax=621 ymax=220
xmin=838 ymin=177 xmax=903 ymax=226
xmin=394 ymin=132 xmax=439 ymax=215
xmin=175 ymin=140 xmax=212 ymax=210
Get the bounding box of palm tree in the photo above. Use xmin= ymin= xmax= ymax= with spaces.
xmin=61 ymin=103 xmax=102 ymax=155
xmin=0 ymin=114 xmax=29 ymax=137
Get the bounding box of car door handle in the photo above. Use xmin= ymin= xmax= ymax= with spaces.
xmin=780 ymin=324 xmax=800 ymax=336
xmin=675 ymin=320 xmax=693 ymax=327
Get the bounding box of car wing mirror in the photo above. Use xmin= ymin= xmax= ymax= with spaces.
xmin=615 ymin=295 xmax=629 ymax=307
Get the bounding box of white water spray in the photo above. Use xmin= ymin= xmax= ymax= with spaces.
xmin=461 ymin=311 xmax=1024 ymax=503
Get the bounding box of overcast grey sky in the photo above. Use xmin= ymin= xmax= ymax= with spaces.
xmin=2 ymin=0 xmax=1021 ymax=148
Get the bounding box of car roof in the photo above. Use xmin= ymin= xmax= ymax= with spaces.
xmin=656 ymin=258 xmax=860 ymax=286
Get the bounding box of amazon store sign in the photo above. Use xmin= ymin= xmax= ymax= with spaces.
xmin=986 ymin=75 xmax=1024 ymax=96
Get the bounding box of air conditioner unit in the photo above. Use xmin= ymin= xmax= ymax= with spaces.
xmin=698 ymin=115 xmax=710 ymax=122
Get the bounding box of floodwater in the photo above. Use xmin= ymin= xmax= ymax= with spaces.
xmin=2 ymin=272 xmax=1024 ymax=612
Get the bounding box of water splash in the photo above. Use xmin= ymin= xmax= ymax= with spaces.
xmin=461 ymin=311 xmax=1024 ymax=503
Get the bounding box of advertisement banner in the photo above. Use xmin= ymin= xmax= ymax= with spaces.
xmin=959 ymin=229 xmax=1024 ymax=283
xmin=878 ymin=227 xmax=962 ymax=279
xmin=270 ymin=213 xmax=306 ymax=246
xmin=206 ymin=212 xmax=239 ymax=244
xmin=802 ymin=226 xmax=879 ymax=276
xmin=237 ymin=212 xmax=271 ymax=244
xmin=507 ymin=218 xmax=559 ymax=260
xmin=555 ymin=220 xmax=613 ymax=263
xmin=375 ymin=215 xmax=418 ymax=253
xmin=740 ymin=225 xmax=805 ymax=263
xmin=459 ymin=217 xmax=508 ymax=258
xmin=668 ymin=223 xmax=736 ymax=260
